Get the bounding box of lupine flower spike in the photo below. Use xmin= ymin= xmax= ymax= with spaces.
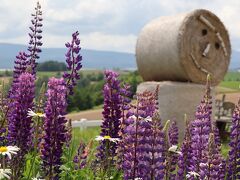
xmin=63 ymin=31 xmax=82 ymax=95
xmin=95 ymin=70 xmax=122 ymax=177
xmin=188 ymin=74 xmax=216 ymax=178
xmin=73 ymin=140 xmax=93 ymax=170
xmin=199 ymin=133 xmax=225 ymax=179
xmin=116 ymin=84 xmax=132 ymax=169
xmin=7 ymin=73 xmax=35 ymax=177
xmin=41 ymin=78 xmax=67 ymax=179
xmin=228 ymin=98 xmax=240 ymax=179
xmin=27 ymin=1 xmax=43 ymax=76
xmin=122 ymin=88 xmax=162 ymax=179
xmin=167 ymin=121 xmax=179 ymax=179
xmin=177 ymin=114 xmax=192 ymax=179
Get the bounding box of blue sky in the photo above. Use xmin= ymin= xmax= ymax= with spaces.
xmin=0 ymin=0 xmax=239 ymax=53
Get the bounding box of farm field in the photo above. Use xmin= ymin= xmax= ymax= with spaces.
xmin=67 ymin=109 xmax=102 ymax=120
xmin=219 ymin=81 xmax=240 ymax=90
xmin=2 ymin=70 xmax=240 ymax=120
xmin=72 ymin=127 xmax=100 ymax=144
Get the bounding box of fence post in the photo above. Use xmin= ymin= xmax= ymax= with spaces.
xmin=79 ymin=118 xmax=87 ymax=130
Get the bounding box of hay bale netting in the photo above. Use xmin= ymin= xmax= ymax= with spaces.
xmin=136 ymin=9 xmax=231 ymax=85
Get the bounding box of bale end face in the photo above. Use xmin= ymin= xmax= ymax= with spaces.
xmin=136 ymin=9 xmax=231 ymax=86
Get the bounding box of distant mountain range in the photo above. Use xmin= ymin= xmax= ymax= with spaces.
xmin=0 ymin=43 xmax=239 ymax=70
xmin=0 ymin=43 xmax=136 ymax=70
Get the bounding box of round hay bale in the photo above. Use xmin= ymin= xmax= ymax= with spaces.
xmin=136 ymin=9 xmax=231 ymax=85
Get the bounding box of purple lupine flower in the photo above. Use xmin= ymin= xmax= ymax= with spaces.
xmin=65 ymin=119 xmax=72 ymax=148
xmin=116 ymin=84 xmax=132 ymax=169
xmin=190 ymin=76 xmax=212 ymax=172
xmin=73 ymin=141 xmax=92 ymax=170
xmin=73 ymin=142 xmax=86 ymax=170
xmin=136 ymin=90 xmax=160 ymax=178
xmin=63 ymin=31 xmax=82 ymax=95
xmin=120 ymin=84 xmax=132 ymax=128
xmin=27 ymin=1 xmax=43 ymax=76
xmin=12 ymin=52 xmax=29 ymax=83
xmin=8 ymin=51 xmax=29 ymax=97
xmin=166 ymin=121 xmax=179 ymax=179
xmin=199 ymin=133 xmax=225 ymax=179
xmin=7 ymin=73 xmax=35 ymax=176
xmin=123 ymin=89 xmax=161 ymax=179
xmin=212 ymin=123 xmax=221 ymax=149
xmin=7 ymin=73 xmax=35 ymax=150
xmin=168 ymin=121 xmax=178 ymax=146
xmin=177 ymin=116 xmax=192 ymax=179
xmin=228 ymin=99 xmax=240 ymax=179
xmin=147 ymin=113 xmax=165 ymax=180
xmin=96 ymin=70 xmax=122 ymax=170
xmin=188 ymin=75 xmax=214 ymax=178
xmin=41 ymin=78 xmax=67 ymax=179
xmin=0 ymin=128 xmax=6 ymax=146
xmin=136 ymin=88 xmax=159 ymax=118
xmin=122 ymin=113 xmax=141 ymax=179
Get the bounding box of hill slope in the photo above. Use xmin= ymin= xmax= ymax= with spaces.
xmin=0 ymin=43 xmax=136 ymax=69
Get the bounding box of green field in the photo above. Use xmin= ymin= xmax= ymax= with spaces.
xmin=218 ymin=71 xmax=240 ymax=91
xmin=72 ymin=127 xmax=100 ymax=145
xmin=37 ymin=71 xmax=60 ymax=77
xmin=71 ymin=127 xmax=100 ymax=170
xmin=0 ymin=69 xmax=240 ymax=93
xmin=223 ymin=71 xmax=240 ymax=81
xmin=72 ymin=127 xmax=100 ymax=153
xmin=219 ymin=81 xmax=240 ymax=90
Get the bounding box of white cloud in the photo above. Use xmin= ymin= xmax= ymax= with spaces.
xmin=41 ymin=32 xmax=137 ymax=53
xmin=81 ymin=32 xmax=137 ymax=53
xmin=0 ymin=0 xmax=239 ymax=53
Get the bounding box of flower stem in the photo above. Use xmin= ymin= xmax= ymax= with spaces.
xmin=27 ymin=116 xmax=41 ymax=179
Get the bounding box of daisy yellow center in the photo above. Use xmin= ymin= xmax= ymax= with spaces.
xmin=0 ymin=146 xmax=8 ymax=153
xmin=36 ymin=112 xmax=43 ymax=116
xmin=103 ymin=135 xmax=111 ymax=139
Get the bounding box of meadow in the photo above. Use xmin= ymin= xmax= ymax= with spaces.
xmin=1 ymin=2 xmax=240 ymax=179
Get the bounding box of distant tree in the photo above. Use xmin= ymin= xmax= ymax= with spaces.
xmin=37 ymin=60 xmax=67 ymax=71
xmin=4 ymin=70 xmax=12 ymax=76
xmin=96 ymin=73 xmax=104 ymax=81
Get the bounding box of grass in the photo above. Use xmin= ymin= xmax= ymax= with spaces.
xmin=221 ymin=142 xmax=230 ymax=157
xmin=71 ymin=126 xmax=231 ymax=157
xmin=36 ymin=71 xmax=60 ymax=78
xmin=72 ymin=127 xmax=100 ymax=143
xmin=223 ymin=72 xmax=240 ymax=81
xmin=219 ymin=81 xmax=240 ymax=90
xmin=71 ymin=127 xmax=100 ymax=153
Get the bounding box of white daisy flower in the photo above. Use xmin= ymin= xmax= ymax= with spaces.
xmin=0 ymin=146 xmax=20 ymax=159
xmin=186 ymin=171 xmax=200 ymax=179
xmin=32 ymin=178 xmax=45 ymax=180
xmin=95 ymin=135 xmax=120 ymax=143
xmin=168 ymin=145 xmax=182 ymax=155
xmin=199 ymin=162 xmax=208 ymax=167
xmin=31 ymin=172 xmax=44 ymax=180
xmin=0 ymin=165 xmax=11 ymax=179
xmin=129 ymin=115 xmax=137 ymax=121
xmin=27 ymin=109 xmax=45 ymax=118
xmin=144 ymin=116 xmax=152 ymax=122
